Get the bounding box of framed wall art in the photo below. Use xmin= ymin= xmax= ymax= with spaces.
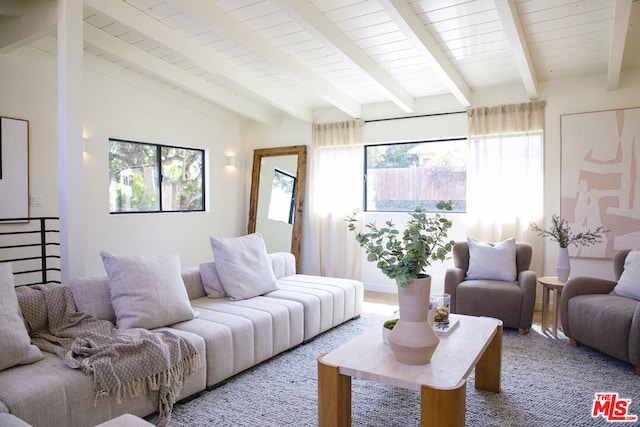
xmin=561 ymin=107 xmax=640 ymax=258
xmin=0 ymin=116 xmax=29 ymax=220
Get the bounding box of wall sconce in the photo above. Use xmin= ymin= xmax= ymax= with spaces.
xmin=226 ymin=155 xmax=236 ymax=168
xmin=82 ymin=129 xmax=90 ymax=152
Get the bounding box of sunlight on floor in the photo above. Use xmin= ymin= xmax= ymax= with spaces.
xmin=363 ymin=291 xmax=398 ymax=317
xmin=362 ymin=301 xmax=398 ymax=317
xmin=529 ymin=323 xmax=569 ymax=340
xmin=362 ymin=292 xmax=560 ymax=340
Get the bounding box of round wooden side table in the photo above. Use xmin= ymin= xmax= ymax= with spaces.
xmin=538 ymin=276 xmax=566 ymax=337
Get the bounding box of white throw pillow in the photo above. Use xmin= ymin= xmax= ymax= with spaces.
xmin=466 ymin=237 xmax=518 ymax=282
xmin=199 ymin=262 xmax=227 ymax=298
xmin=101 ymin=252 xmax=195 ymax=329
xmin=611 ymin=249 xmax=640 ymax=300
xmin=210 ymin=233 xmax=278 ymax=300
xmin=0 ymin=263 xmax=43 ymax=371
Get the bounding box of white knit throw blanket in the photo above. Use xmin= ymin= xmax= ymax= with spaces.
xmin=16 ymin=283 xmax=200 ymax=427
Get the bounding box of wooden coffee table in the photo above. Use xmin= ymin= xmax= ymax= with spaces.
xmin=317 ymin=314 xmax=502 ymax=427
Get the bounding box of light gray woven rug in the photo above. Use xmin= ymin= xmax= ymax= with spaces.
xmin=148 ymin=309 xmax=639 ymax=426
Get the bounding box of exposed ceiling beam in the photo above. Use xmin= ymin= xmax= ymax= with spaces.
xmin=607 ymin=0 xmax=633 ymax=90
xmin=175 ymin=0 xmax=362 ymax=119
xmin=83 ymin=23 xmax=283 ymax=126
xmin=494 ymin=0 xmax=538 ymax=100
xmin=271 ymin=0 xmax=415 ymax=113
xmin=85 ymin=0 xmax=313 ymax=123
xmin=31 ymin=35 xmax=254 ymax=123
xmin=379 ymin=0 xmax=472 ymax=107
xmin=0 ymin=0 xmax=56 ymax=53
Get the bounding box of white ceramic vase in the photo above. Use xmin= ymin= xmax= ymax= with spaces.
xmin=557 ymin=247 xmax=570 ymax=282
xmin=383 ymin=326 xmax=391 ymax=345
xmin=388 ymin=274 xmax=440 ymax=365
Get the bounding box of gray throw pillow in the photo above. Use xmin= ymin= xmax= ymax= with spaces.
xmin=0 ymin=263 xmax=43 ymax=371
xmin=101 ymin=252 xmax=195 ymax=329
xmin=611 ymin=249 xmax=640 ymax=300
xmin=466 ymin=237 xmax=517 ymax=282
xmin=199 ymin=262 xmax=227 ymax=298
xmin=210 ymin=233 xmax=278 ymax=300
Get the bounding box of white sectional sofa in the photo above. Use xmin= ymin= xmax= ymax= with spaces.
xmin=0 ymin=252 xmax=363 ymax=427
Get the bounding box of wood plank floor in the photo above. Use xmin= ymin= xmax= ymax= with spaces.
xmin=364 ymin=291 xmax=544 ymax=326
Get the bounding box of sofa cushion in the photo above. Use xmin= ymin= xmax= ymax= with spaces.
xmin=263 ymin=274 xmax=364 ymax=340
xmin=101 ymin=252 xmax=194 ymax=329
xmin=0 ymin=332 xmax=206 ymax=427
xmin=269 ymin=252 xmax=297 ymax=278
xmin=466 ymin=237 xmax=517 ymax=282
xmin=199 ymin=262 xmax=226 ymax=298
xmin=611 ymin=249 xmax=640 ymax=300
xmin=210 ymin=233 xmax=278 ymax=300
xmin=94 ymin=413 xmax=155 ymax=427
xmin=69 ymin=276 xmax=116 ymax=323
xmin=180 ymin=266 xmax=207 ymax=300
xmin=69 ymin=268 xmax=206 ymax=323
xmin=0 ymin=263 xmax=43 ymax=371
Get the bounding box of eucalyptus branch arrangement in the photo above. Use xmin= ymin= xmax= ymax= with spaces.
xmin=346 ymin=201 xmax=455 ymax=288
xmin=530 ymin=214 xmax=607 ymax=248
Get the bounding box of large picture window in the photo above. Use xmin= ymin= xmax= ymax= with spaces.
xmin=365 ymin=139 xmax=467 ymax=212
xmin=109 ymin=138 xmax=205 ymax=213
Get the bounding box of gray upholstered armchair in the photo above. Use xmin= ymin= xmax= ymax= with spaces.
xmin=444 ymin=240 xmax=537 ymax=334
xmin=560 ymin=249 xmax=640 ymax=375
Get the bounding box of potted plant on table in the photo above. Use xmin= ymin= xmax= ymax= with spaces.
xmin=530 ymin=214 xmax=607 ymax=282
xmin=346 ymin=201 xmax=455 ymax=365
xmin=382 ymin=318 xmax=398 ymax=345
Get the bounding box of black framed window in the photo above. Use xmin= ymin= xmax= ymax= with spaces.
xmin=108 ymin=138 xmax=205 ymax=213
xmin=364 ymin=139 xmax=467 ymax=212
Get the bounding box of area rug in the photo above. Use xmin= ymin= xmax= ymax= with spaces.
xmin=148 ymin=306 xmax=639 ymax=426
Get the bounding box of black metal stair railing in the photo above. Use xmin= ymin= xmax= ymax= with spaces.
xmin=0 ymin=217 xmax=61 ymax=286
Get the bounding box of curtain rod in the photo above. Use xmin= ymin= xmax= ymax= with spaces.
xmin=364 ymin=110 xmax=467 ymax=123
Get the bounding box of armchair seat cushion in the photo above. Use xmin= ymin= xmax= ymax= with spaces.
xmin=561 ymin=250 xmax=640 ymax=373
xmin=568 ymin=294 xmax=637 ymax=363
xmin=456 ymin=280 xmax=523 ymax=328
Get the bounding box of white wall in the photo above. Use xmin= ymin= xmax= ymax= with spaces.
xmin=1 ymin=45 xmax=249 ymax=277
xmin=535 ymin=70 xmax=640 ymax=282
xmin=0 ymin=45 xmax=59 ymax=218
xmin=4 ymin=41 xmax=640 ymax=285
xmin=249 ymin=72 xmax=640 ymax=296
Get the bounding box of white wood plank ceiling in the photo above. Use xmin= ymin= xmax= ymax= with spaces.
xmin=1 ymin=0 xmax=638 ymax=125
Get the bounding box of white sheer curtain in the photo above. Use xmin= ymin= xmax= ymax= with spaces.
xmin=467 ymin=101 xmax=545 ymax=274
xmin=307 ymin=120 xmax=364 ymax=278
